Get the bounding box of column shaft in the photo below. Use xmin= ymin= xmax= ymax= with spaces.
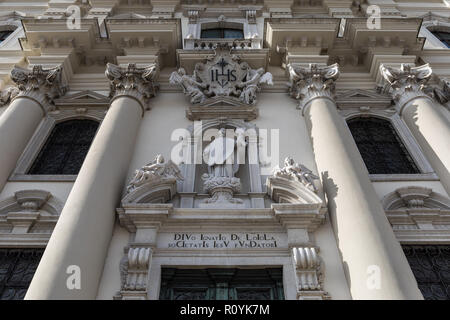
xmin=25 ymin=96 xmax=142 ymax=299
xmin=0 ymin=98 xmax=43 ymax=189
xmin=0 ymin=65 xmax=65 ymax=191
xmin=304 ymin=97 xmax=423 ymax=299
xmin=401 ymin=97 xmax=450 ymax=195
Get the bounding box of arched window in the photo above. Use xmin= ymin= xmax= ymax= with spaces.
xmin=431 ymin=30 xmax=450 ymax=48
xmin=28 ymin=119 xmax=99 ymax=175
xmin=201 ymin=28 xmax=244 ymax=39
xmin=347 ymin=117 xmax=419 ymax=174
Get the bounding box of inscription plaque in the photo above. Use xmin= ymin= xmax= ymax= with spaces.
xmin=157 ymin=232 xmax=287 ymax=249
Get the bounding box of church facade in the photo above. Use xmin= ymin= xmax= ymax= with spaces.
xmin=0 ymin=0 xmax=449 ymax=300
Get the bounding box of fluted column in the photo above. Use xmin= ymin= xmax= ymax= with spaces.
xmin=25 ymin=63 xmax=158 ymax=299
xmin=0 ymin=65 xmax=65 ymax=191
xmin=380 ymin=64 xmax=450 ymax=196
xmin=288 ymin=63 xmax=422 ymax=299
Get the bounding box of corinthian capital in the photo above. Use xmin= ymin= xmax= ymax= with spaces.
xmin=10 ymin=65 xmax=67 ymax=113
xmin=287 ymin=63 xmax=339 ymax=112
xmin=106 ymin=63 xmax=158 ymax=112
xmin=379 ymin=63 xmax=433 ymax=109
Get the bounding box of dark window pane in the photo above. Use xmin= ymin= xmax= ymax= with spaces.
xmin=347 ymin=117 xmax=419 ymax=174
xmin=403 ymin=245 xmax=450 ymax=300
xmin=201 ymin=28 xmax=243 ymax=39
xmin=0 ymin=249 xmax=44 ymax=300
xmin=431 ymin=31 xmax=450 ymax=48
xmin=28 ymin=119 xmax=99 ymax=175
xmin=201 ymin=28 xmax=223 ymax=39
xmin=0 ymin=31 xmax=13 ymax=43
xmin=223 ymin=29 xmax=244 ymax=39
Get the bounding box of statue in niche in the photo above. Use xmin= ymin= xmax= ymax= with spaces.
xmin=202 ymin=128 xmax=247 ymax=179
xmin=127 ymin=154 xmax=184 ymax=193
xmin=273 ymin=156 xmax=319 ymax=192
xmin=169 ymin=66 xmax=208 ymax=104
xmin=200 ymin=128 xmax=247 ymax=206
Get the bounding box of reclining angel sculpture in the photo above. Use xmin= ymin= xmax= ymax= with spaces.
xmin=127 ymin=154 xmax=184 ymax=193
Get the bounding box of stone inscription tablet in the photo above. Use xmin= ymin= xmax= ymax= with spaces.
xmin=157 ymin=232 xmax=287 ymax=249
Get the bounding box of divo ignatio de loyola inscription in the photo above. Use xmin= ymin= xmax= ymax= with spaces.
xmin=158 ymin=232 xmax=287 ymax=249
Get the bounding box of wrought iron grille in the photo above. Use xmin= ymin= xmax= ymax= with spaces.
xmin=0 ymin=249 xmax=44 ymax=300
xmin=403 ymin=245 xmax=450 ymax=300
xmin=28 ymin=119 xmax=99 ymax=175
xmin=347 ymin=117 xmax=419 ymax=174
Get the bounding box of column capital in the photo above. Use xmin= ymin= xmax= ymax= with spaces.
xmin=105 ymin=63 xmax=158 ymax=114
xmin=380 ymin=63 xmax=434 ymax=111
xmin=287 ymin=63 xmax=340 ymax=113
xmin=9 ymin=65 xmax=67 ymax=114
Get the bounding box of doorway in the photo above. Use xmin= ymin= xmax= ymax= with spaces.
xmin=159 ymin=267 xmax=284 ymax=300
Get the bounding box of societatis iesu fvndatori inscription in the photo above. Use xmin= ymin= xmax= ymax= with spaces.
xmin=158 ymin=233 xmax=287 ymax=249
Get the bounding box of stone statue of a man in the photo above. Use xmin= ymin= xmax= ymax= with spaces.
xmin=203 ymin=128 xmax=246 ymax=178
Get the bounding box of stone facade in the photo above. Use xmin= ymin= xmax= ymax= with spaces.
xmin=0 ymin=0 xmax=449 ymax=300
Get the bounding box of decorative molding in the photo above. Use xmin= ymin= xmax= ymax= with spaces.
xmin=185 ymin=99 xmax=258 ymax=120
xmin=292 ymin=247 xmax=330 ymax=300
xmin=115 ymin=246 xmax=153 ymax=300
xmin=379 ymin=63 xmax=434 ymax=113
xmin=53 ymin=90 xmax=111 ymax=108
xmin=335 ymin=89 xmax=393 ymax=111
xmin=432 ymin=78 xmax=450 ymax=107
xmin=105 ymin=63 xmax=159 ymax=112
xmin=287 ymin=63 xmax=339 ymax=113
xmin=9 ymin=65 xmax=67 ymax=114
xmin=383 ymin=186 xmax=450 ymax=243
xmin=0 ymin=190 xmax=62 ymax=247
xmin=169 ymin=48 xmax=272 ymax=106
xmin=0 ymin=86 xmax=19 ymax=107
xmin=383 ymin=186 xmax=450 ymax=211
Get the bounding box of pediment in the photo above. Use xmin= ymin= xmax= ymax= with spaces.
xmin=336 ymin=89 xmax=392 ymax=109
xmin=110 ymin=13 xmax=147 ymax=19
xmin=383 ymin=186 xmax=450 ymax=211
xmin=336 ymin=89 xmax=391 ymax=102
xmin=54 ymin=90 xmax=110 ymax=107
xmin=199 ymin=96 xmax=245 ymax=107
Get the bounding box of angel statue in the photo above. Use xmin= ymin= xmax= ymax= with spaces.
xmin=237 ymin=64 xmax=273 ymax=105
xmin=169 ymin=67 xmax=208 ymax=104
xmin=126 ymin=154 xmax=184 ymax=193
xmin=273 ymin=156 xmax=319 ymax=192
